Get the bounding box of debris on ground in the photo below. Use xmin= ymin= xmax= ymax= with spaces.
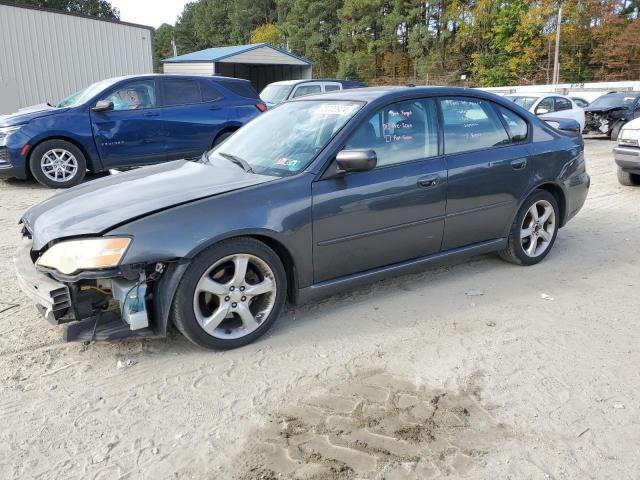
xmin=486 ymin=321 xmax=496 ymax=327
xmin=116 ymin=359 xmax=137 ymax=369
xmin=540 ymin=293 xmax=554 ymax=301
xmin=465 ymin=289 xmax=485 ymax=297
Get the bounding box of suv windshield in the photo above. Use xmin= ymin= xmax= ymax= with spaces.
xmin=57 ymin=78 xmax=119 ymax=108
xmin=208 ymin=100 xmax=362 ymax=176
xmin=507 ymin=96 xmax=538 ymax=110
xmin=260 ymin=84 xmax=293 ymax=105
xmin=589 ymin=92 xmax=639 ymax=108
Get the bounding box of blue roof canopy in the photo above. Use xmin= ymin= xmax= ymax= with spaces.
xmin=162 ymin=43 xmax=312 ymax=65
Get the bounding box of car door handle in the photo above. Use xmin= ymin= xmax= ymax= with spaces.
xmin=144 ymin=111 xmax=160 ymax=117
xmin=511 ymin=158 xmax=527 ymax=170
xmin=418 ymin=175 xmax=440 ymax=188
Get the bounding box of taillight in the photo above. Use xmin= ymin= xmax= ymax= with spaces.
xmin=256 ymin=102 xmax=268 ymax=112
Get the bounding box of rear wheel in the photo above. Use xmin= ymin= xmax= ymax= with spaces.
xmin=30 ymin=139 xmax=86 ymax=188
xmin=617 ymin=167 xmax=640 ymax=186
xmin=500 ymin=190 xmax=559 ymax=266
xmin=171 ymin=238 xmax=287 ymax=349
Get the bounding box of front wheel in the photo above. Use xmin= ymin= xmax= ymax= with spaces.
xmin=29 ymin=140 xmax=87 ymax=188
xmin=500 ymin=190 xmax=559 ymax=266
xmin=617 ymin=167 xmax=640 ymax=186
xmin=171 ymin=238 xmax=287 ymax=349
xmin=610 ymin=121 xmax=625 ymax=141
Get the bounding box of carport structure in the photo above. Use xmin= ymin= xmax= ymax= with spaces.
xmin=162 ymin=43 xmax=313 ymax=91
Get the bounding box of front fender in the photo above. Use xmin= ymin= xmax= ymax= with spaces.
xmin=108 ymin=173 xmax=315 ymax=288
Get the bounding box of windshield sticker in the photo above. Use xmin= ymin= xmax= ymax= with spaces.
xmin=314 ymin=104 xmax=358 ymax=116
xmin=276 ymin=157 xmax=301 ymax=170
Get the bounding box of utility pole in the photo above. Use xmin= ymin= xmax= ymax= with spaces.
xmin=552 ymin=2 xmax=562 ymax=86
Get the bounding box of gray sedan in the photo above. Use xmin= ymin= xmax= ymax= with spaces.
xmin=15 ymin=87 xmax=590 ymax=349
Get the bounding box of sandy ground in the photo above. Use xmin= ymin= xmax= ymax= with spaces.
xmin=0 ymin=139 xmax=639 ymax=479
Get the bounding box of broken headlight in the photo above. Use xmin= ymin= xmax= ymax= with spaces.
xmin=37 ymin=237 xmax=131 ymax=275
xmin=618 ymin=127 xmax=640 ymax=147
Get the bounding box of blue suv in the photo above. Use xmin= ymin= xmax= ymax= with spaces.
xmin=0 ymin=74 xmax=266 ymax=187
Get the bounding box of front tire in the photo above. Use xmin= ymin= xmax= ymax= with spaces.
xmin=500 ymin=190 xmax=559 ymax=266
xmin=617 ymin=167 xmax=640 ymax=186
xmin=30 ymin=140 xmax=87 ymax=188
xmin=610 ymin=121 xmax=625 ymax=141
xmin=171 ymin=238 xmax=287 ymax=350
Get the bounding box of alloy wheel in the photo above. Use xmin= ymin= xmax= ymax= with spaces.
xmin=41 ymin=149 xmax=78 ymax=182
xmin=192 ymin=254 xmax=277 ymax=339
xmin=520 ymin=199 xmax=556 ymax=258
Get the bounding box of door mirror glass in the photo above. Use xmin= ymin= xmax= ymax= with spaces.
xmin=92 ymin=100 xmax=114 ymax=112
xmin=535 ymin=107 xmax=549 ymax=115
xmin=336 ymin=149 xmax=377 ymax=172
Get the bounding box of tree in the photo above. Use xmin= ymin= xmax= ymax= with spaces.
xmin=154 ymin=23 xmax=175 ymax=72
xmin=12 ymin=0 xmax=119 ymax=19
xmin=250 ymin=23 xmax=284 ymax=46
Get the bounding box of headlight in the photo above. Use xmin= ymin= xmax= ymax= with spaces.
xmin=37 ymin=237 xmax=131 ymax=275
xmin=0 ymin=125 xmax=21 ymax=141
xmin=619 ymin=128 xmax=640 ymax=147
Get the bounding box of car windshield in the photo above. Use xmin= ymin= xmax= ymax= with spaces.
xmin=260 ymin=84 xmax=293 ymax=105
xmin=507 ymin=96 xmax=538 ymax=110
xmin=589 ymin=92 xmax=639 ymax=108
xmin=208 ymin=100 xmax=362 ymax=176
xmin=56 ymin=78 xmax=119 ymax=108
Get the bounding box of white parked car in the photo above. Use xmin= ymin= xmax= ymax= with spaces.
xmin=613 ymin=116 xmax=640 ymax=186
xmin=505 ymin=93 xmax=585 ymax=131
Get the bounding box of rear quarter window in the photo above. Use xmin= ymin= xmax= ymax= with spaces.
xmin=215 ymin=79 xmax=259 ymax=99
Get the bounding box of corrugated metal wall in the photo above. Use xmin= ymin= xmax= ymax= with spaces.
xmin=0 ymin=3 xmax=153 ymax=114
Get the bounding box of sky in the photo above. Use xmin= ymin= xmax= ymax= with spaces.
xmin=109 ymin=0 xmax=189 ymax=28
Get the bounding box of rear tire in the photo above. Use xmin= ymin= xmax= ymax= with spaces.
xmin=171 ymin=237 xmax=287 ymax=350
xmin=30 ymin=139 xmax=86 ymax=188
xmin=499 ymin=190 xmax=559 ymax=266
xmin=617 ymin=167 xmax=640 ymax=186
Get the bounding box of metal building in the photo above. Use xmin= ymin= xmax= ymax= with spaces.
xmin=0 ymin=2 xmax=153 ymax=114
xmin=162 ymin=44 xmax=313 ymax=91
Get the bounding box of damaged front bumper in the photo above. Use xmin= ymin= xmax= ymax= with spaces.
xmin=13 ymin=239 xmax=163 ymax=342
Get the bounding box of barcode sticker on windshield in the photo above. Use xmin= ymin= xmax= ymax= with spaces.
xmin=314 ymin=104 xmax=358 ymax=115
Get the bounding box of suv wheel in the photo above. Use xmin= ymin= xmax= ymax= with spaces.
xmin=610 ymin=121 xmax=625 ymax=141
xmin=171 ymin=238 xmax=287 ymax=349
xmin=500 ymin=190 xmax=559 ymax=266
xmin=30 ymin=140 xmax=87 ymax=188
xmin=617 ymin=167 xmax=640 ymax=186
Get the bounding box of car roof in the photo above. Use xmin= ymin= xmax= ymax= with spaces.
xmin=505 ymin=92 xmax=570 ymax=98
xmin=97 ymin=74 xmax=251 ymax=84
xmin=265 ymin=79 xmax=364 ymax=87
xmin=295 ymin=86 xmax=509 ymax=103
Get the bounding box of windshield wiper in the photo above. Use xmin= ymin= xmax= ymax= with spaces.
xmin=218 ymin=152 xmax=254 ymax=173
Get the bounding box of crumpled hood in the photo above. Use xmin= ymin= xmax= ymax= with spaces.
xmin=22 ymin=159 xmax=278 ymax=250
xmin=0 ymin=104 xmax=65 ymax=127
xmin=584 ymin=105 xmax=626 ymax=115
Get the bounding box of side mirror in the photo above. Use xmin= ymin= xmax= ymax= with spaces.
xmin=336 ymin=149 xmax=377 ymax=173
xmin=92 ymin=100 xmax=114 ymax=112
xmin=544 ymin=118 xmax=581 ymax=133
xmin=535 ymin=107 xmax=549 ymax=115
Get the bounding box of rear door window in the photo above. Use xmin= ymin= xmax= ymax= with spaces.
xmin=292 ymin=84 xmax=322 ymax=98
xmin=438 ymin=97 xmax=510 ymax=154
xmin=163 ymin=79 xmax=202 ymax=106
xmin=201 ymin=81 xmax=223 ymax=102
xmin=554 ymin=97 xmax=573 ymax=111
xmin=324 ymin=83 xmax=341 ymax=92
